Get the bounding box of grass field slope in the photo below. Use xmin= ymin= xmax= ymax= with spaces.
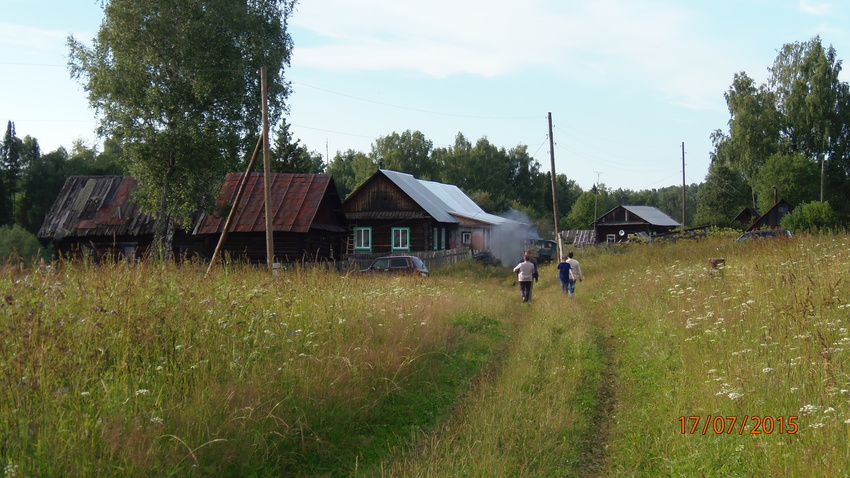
xmin=1 ymin=232 xmax=848 ymax=476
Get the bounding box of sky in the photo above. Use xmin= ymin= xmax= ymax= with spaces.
xmin=2 ymin=0 xmax=850 ymax=192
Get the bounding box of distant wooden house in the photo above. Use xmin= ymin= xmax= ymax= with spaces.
xmin=594 ymin=205 xmax=680 ymax=243
xmin=734 ymin=207 xmax=761 ymax=229
xmin=38 ymin=173 xmax=348 ymax=263
xmin=746 ymin=199 xmax=793 ymax=231
xmin=193 ymin=172 xmax=348 ymax=263
xmin=37 ymin=176 xmax=200 ymax=260
xmin=343 ymin=169 xmax=525 ymax=254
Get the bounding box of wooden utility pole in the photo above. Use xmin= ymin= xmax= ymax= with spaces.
xmin=681 ymin=142 xmax=686 ymax=228
xmin=548 ymin=112 xmax=562 ymax=258
xmin=261 ymin=66 xmax=274 ymax=271
xmin=205 ymin=137 xmax=264 ymax=275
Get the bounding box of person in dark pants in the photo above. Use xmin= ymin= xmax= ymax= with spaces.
xmin=557 ymin=255 xmax=573 ymax=294
xmin=514 ymin=252 xmax=536 ymax=302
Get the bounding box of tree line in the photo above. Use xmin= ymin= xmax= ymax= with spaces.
xmin=695 ymin=36 xmax=850 ymax=230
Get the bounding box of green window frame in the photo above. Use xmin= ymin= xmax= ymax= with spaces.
xmin=392 ymin=227 xmax=410 ymax=251
xmin=354 ymin=227 xmax=372 ymax=251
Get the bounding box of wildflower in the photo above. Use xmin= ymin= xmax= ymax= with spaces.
xmin=150 ymin=416 xmax=164 ymax=425
xmin=728 ymin=392 xmax=743 ymax=400
xmin=824 ymin=407 xmax=836 ymax=414
xmin=799 ymin=404 xmax=818 ymax=415
xmin=809 ymin=423 xmax=825 ymax=428
xmin=790 ymin=387 xmax=799 ymax=392
xmin=80 ymin=391 xmax=90 ymax=397
xmin=135 ymin=389 xmax=150 ymax=396
xmin=4 ymin=463 xmax=19 ymax=478
xmin=762 ymin=367 xmax=774 ymax=373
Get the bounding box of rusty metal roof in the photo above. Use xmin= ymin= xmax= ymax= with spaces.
xmin=194 ymin=172 xmax=346 ymax=234
xmin=37 ymin=176 xmax=156 ymax=240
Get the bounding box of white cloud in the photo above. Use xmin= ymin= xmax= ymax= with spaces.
xmin=799 ymin=0 xmax=832 ymax=16
xmin=290 ymin=0 xmax=734 ymax=110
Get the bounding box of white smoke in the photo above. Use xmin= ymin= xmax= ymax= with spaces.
xmin=490 ymin=209 xmax=538 ymax=268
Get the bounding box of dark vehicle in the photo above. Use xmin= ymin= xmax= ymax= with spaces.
xmin=535 ymin=239 xmax=558 ymax=264
xmin=735 ymin=229 xmax=793 ymax=242
xmin=473 ymin=250 xmax=502 ymax=266
xmin=362 ymin=255 xmax=429 ymax=277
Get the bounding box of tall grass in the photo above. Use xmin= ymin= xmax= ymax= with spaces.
xmin=590 ymin=233 xmax=850 ymax=476
xmin=3 ymin=234 xmax=849 ymax=476
xmin=0 ymin=260 xmax=513 ymax=476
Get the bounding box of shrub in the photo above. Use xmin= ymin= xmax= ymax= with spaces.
xmin=780 ymin=201 xmax=840 ymax=233
xmin=0 ymin=224 xmax=50 ymax=262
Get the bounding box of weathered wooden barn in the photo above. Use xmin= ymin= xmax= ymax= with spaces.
xmin=193 ymin=172 xmax=348 ymax=263
xmin=343 ymin=169 xmax=525 ymax=255
xmin=37 ymin=176 xmax=200 ymax=261
xmin=594 ymin=205 xmax=680 ymax=243
xmin=38 ymin=173 xmax=348 ymax=263
xmin=746 ymin=199 xmax=793 ymax=231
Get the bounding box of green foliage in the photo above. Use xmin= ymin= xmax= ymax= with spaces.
xmin=269 ymin=119 xmax=325 ymax=174
xmin=695 ymin=139 xmax=752 ymax=227
xmin=713 ymin=36 xmax=850 ymax=226
xmin=0 ymin=224 xmax=49 ymax=262
xmin=780 ymin=200 xmax=840 ymax=232
xmin=371 ymin=130 xmax=434 ymax=179
xmin=754 ymin=152 xmax=820 ymax=212
xmin=68 ymin=0 xmax=297 ymax=255
xmin=326 ymin=149 xmax=376 ymax=199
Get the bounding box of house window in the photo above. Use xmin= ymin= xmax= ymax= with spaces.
xmin=433 ymin=227 xmax=438 ymax=251
xmin=461 ymin=231 xmax=472 ymax=244
xmin=392 ymin=227 xmax=410 ymax=251
xmin=606 ymin=234 xmax=616 ymax=244
xmin=354 ymin=227 xmax=372 ymax=251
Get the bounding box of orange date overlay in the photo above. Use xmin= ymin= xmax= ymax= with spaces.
xmin=679 ymin=416 xmax=799 ymax=435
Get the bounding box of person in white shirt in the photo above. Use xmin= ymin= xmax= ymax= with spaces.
xmin=566 ymin=251 xmax=584 ymax=297
xmin=513 ymin=252 xmax=537 ymax=302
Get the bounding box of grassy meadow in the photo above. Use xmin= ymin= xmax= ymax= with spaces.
xmin=1 ymin=232 xmax=848 ymax=476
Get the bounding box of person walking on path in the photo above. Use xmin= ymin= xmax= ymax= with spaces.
xmin=566 ymin=251 xmax=583 ymax=297
xmin=513 ymin=252 xmax=536 ymax=302
xmin=556 ymin=255 xmax=573 ymax=295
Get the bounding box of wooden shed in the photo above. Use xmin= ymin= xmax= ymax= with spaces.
xmin=193 ymin=172 xmax=348 ymax=263
xmin=594 ymin=205 xmax=680 ymax=243
xmin=746 ymin=199 xmax=793 ymax=231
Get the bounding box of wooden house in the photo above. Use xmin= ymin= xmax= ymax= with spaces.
xmin=193 ymin=172 xmax=348 ymax=263
xmin=37 ymin=176 xmax=201 ymax=261
xmin=594 ymin=205 xmax=680 ymax=243
xmin=38 ymin=173 xmax=348 ymax=263
xmin=343 ymin=169 xmax=525 ymax=255
xmin=746 ymin=199 xmax=793 ymax=231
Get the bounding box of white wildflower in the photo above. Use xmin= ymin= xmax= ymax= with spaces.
xmin=809 ymin=423 xmax=825 ymax=428
xmin=135 ymin=389 xmax=150 ymax=396
xmin=762 ymin=367 xmax=774 ymax=373
xmin=728 ymin=392 xmax=743 ymax=400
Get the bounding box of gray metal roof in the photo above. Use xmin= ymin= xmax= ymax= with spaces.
xmin=620 ymin=205 xmax=680 ymax=226
xmin=379 ymin=170 xmax=458 ymax=223
xmin=419 ymin=180 xmax=516 ymax=225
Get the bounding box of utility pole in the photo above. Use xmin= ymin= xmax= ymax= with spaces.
xmin=681 ymin=142 xmax=686 ymax=228
xmin=548 ymin=112 xmax=562 ymax=258
xmin=261 ymin=66 xmax=274 ymax=271
xmin=593 ymin=172 xmax=602 ymax=223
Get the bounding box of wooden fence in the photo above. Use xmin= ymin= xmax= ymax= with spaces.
xmin=340 ymin=247 xmax=472 ymax=273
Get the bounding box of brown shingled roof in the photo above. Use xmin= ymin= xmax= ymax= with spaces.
xmin=193 ymin=172 xmax=346 ymax=234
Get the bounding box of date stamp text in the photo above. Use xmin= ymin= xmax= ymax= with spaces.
xmin=679 ymin=416 xmax=798 ymax=434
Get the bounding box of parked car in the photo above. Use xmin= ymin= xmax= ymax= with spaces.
xmin=361 ymin=255 xmax=429 ymax=277
xmin=735 ymin=229 xmax=793 ymax=242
